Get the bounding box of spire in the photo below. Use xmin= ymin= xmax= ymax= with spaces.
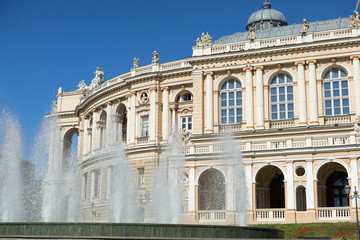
xmin=262 ymin=0 xmax=271 ymax=9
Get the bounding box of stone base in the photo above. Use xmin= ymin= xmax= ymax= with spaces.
xmin=0 ymin=222 xmax=284 ymax=239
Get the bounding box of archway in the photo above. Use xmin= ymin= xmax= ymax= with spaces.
xmin=317 ymin=162 xmax=349 ymax=207
xmin=255 ymin=165 xmax=285 ymax=209
xmin=63 ymin=128 xmax=79 ymax=172
xmin=296 ymin=186 xmax=306 ymax=211
xmin=116 ymin=104 xmax=127 ymax=142
xmin=99 ymin=111 xmax=107 ymax=147
xmin=198 ymin=168 xmax=225 ymax=210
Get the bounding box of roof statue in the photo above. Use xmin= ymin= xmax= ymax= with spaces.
xmin=355 ymin=115 xmax=360 ymax=134
xmin=57 ymin=87 xmax=63 ymax=95
xmin=350 ymin=10 xmax=360 ymax=28
xmin=300 ymin=18 xmax=309 ymax=34
xmin=248 ymin=27 xmax=256 ymax=40
xmin=195 ymin=32 xmax=213 ymax=47
xmin=90 ymin=67 xmax=104 ymax=89
xmin=152 ymin=51 xmax=159 ymax=64
xmin=133 ymin=57 xmax=139 ymax=68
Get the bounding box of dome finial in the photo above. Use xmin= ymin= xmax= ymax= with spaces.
xmin=262 ymin=0 xmax=271 ymax=9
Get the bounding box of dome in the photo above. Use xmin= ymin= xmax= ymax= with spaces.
xmin=246 ymin=0 xmax=287 ymax=31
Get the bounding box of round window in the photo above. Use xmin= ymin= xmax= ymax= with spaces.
xmin=295 ymin=166 xmax=306 ymax=177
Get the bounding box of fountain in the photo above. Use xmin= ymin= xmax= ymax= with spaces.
xmin=0 ymin=110 xmax=283 ymax=239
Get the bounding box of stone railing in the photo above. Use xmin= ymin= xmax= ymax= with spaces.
xmin=318 ymin=207 xmax=350 ymax=220
xmin=256 ymin=209 xmax=285 ymax=221
xmin=219 ymin=124 xmax=242 ymax=133
xmin=270 ymin=120 xmax=295 ymax=129
xmin=193 ymin=27 xmax=358 ymax=56
xmin=136 ymin=136 xmax=149 ymax=145
xmin=198 ymin=210 xmax=226 ymax=222
xmin=181 ymin=135 xmax=359 ymax=156
xmin=324 ymin=115 xmax=351 ymax=125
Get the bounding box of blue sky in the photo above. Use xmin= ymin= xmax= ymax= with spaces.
xmin=0 ymin=0 xmax=355 ymax=160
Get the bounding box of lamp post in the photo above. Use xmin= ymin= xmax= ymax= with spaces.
xmin=345 ymin=184 xmax=360 ymax=240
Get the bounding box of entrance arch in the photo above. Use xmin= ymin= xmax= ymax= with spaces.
xmin=317 ymin=162 xmax=349 ymax=207
xmin=198 ymin=168 xmax=225 ymax=210
xmin=255 ymin=165 xmax=285 ymax=209
xmin=62 ymin=128 xmax=79 ymax=172
xmin=296 ymin=186 xmax=306 ymax=211
xmin=116 ymin=103 xmax=127 ymax=142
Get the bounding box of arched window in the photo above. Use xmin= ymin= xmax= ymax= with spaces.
xmin=323 ymin=68 xmax=349 ymax=116
xmin=220 ymin=79 xmax=242 ymax=125
xmin=270 ymin=74 xmax=294 ymax=120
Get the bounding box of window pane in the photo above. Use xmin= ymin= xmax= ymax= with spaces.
xmin=280 ymin=104 xmax=285 ymax=111
xmin=333 ymin=90 xmax=340 ymax=97
xmin=324 ymin=82 xmax=331 ymax=89
xmin=271 ymin=105 xmax=277 ymax=112
xmin=334 ymin=99 xmax=340 ymax=107
xmin=229 ymin=79 xmax=234 ymax=89
xmin=229 ymin=92 xmax=234 ymax=99
xmin=342 ymin=89 xmax=348 ymax=96
xmin=341 ymin=80 xmax=348 ymax=88
xmin=237 ymin=108 xmax=242 ymax=115
xmin=229 ymin=117 xmax=234 ymax=123
xmin=229 ymin=100 xmax=234 ymax=106
xmin=334 ymin=107 xmax=340 ymax=115
xmin=288 ymin=94 xmax=293 ymax=101
xmin=271 ymin=95 xmax=277 ymax=102
xmin=236 ymin=99 xmax=242 ymax=105
xmin=279 ymin=94 xmax=285 ymax=101
xmin=340 ymin=69 xmax=347 ymax=77
xmin=332 ymin=68 xmax=339 ymax=78
xmin=221 ymin=117 xmax=227 ymax=124
xmin=221 ymin=110 xmax=227 ymax=117
xmin=333 ymin=81 xmax=339 ymax=89
xmin=221 ymin=100 xmax=227 ymax=107
xmin=271 ymin=88 xmax=277 ymax=94
xmin=236 ymin=81 xmax=241 ymax=88
xmin=236 ymin=116 xmax=242 ymax=123
xmin=279 ymin=87 xmax=285 ymax=94
xmin=279 ymin=74 xmax=285 ymax=83
xmin=343 ymin=99 xmax=349 ymax=106
xmin=221 ymin=82 xmax=227 ymax=90
xmin=325 ymin=100 xmax=332 ymax=108
xmin=188 ymin=123 xmax=192 ymax=130
xmin=229 ymin=109 xmax=234 ymax=116
xmin=324 ymin=71 xmax=330 ymax=79
xmin=287 ymin=86 xmax=293 ymax=93
xmin=236 ymin=91 xmax=242 ymax=98
xmin=324 ymin=90 xmax=331 ymax=98
xmin=325 ymin=108 xmax=332 ymax=115
xmin=280 ymin=112 xmax=286 ymax=119
xmin=343 ymin=107 xmax=349 ymax=114
xmin=288 ymin=103 xmax=294 ymax=111
xmin=272 ymin=113 xmax=278 ymax=120
xmin=286 ymin=75 xmax=293 ymax=83
xmin=288 ymin=111 xmax=294 ymax=119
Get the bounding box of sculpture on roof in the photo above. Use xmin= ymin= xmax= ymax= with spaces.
xmin=90 ymin=67 xmax=104 ymax=89
xmin=350 ymin=10 xmax=360 ymax=28
xmin=248 ymin=27 xmax=256 ymax=40
xmin=300 ymin=18 xmax=309 ymax=34
xmin=152 ymin=51 xmax=159 ymax=64
xmin=78 ymin=80 xmax=90 ymax=95
xmin=57 ymin=87 xmax=63 ymax=95
xmin=133 ymin=57 xmax=139 ymax=68
xmin=195 ymin=32 xmax=213 ymax=46
xmin=354 ymin=115 xmax=360 ymax=134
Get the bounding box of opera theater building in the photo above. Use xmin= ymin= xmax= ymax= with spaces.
xmin=49 ymin=0 xmax=360 ymax=224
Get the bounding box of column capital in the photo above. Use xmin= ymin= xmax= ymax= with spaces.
xmin=306 ymin=59 xmax=317 ymax=65
xmin=161 ymin=86 xmax=170 ymax=92
xmin=149 ymin=87 xmax=157 ymax=92
xmin=203 ymin=71 xmax=214 ymax=76
xmin=254 ymin=66 xmax=264 ymax=71
xmin=350 ymin=55 xmax=360 ymax=60
xmin=295 ymin=61 xmax=306 ymax=66
xmin=106 ymin=101 xmax=113 ymax=106
xmin=92 ymin=108 xmax=98 ymax=113
xmin=84 ymin=115 xmax=90 ymax=120
xmin=243 ymin=66 xmax=253 ymax=72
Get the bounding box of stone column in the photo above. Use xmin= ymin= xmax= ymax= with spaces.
xmin=91 ymin=171 xmax=95 ymax=200
xmin=127 ymin=92 xmax=136 ymax=145
xmin=192 ymin=71 xmax=204 ymax=134
xmin=149 ymin=87 xmax=157 ymax=142
xmin=296 ymin=61 xmax=307 ymax=125
xmin=161 ymin=87 xmax=170 ymax=141
xmin=204 ymin=72 xmax=214 ymax=133
xmin=171 ymin=107 xmax=176 ymax=130
xmin=351 ymin=55 xmax=360 ymax=116
xmin=243 ymin=67 xmax=254 ymax=129
xmin=306 ymin=160 xmax=315 ymax=209
xmin=255 ymin=66 xmax=264 ymax=129
xmin=351 ymin=157 xmax=359 ymax=207
xmin=188 ymin=167 xmax=195 ymax=212
xmin=105 ymin=102 xmax=114 ymax=146
xmin=91 ymin=109 xmax=99 ymax=150
xmin=245 ymin=163 xmax=253 ymax=210
xmin=286 ymin=161 xmax=294 ymax=210
xmin=83 ymin=116 xmax=89 ymax=155
xmin=106 ymin=167 xmax=111 ymax=200
xmin=306 ymin=60 xmax=318 ymax=124
xmin=227 ymin=166 xmax=234 ymax=211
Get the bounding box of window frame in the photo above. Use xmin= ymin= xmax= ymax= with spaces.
xmin=140 ymin=115 xmax=149 ymax=137
xmin=219 ymin=79 xmax=243 ymax=125
xmin=269 ymin=73 xmax=294 ymax=121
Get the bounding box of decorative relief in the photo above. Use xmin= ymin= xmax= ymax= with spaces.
xmin=181 ymin=128 xmax=191 ymax=145
xmin=354 ymin=115 xmax=360 ymax=134
xmin=195 ymin=32 xmax=213 ymax=47
xmin=77 ymin=67 xmax=105 ymax=95
xmin=138 ymin=91 xmax=149 ymax=105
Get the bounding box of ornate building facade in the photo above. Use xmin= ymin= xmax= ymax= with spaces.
xmin=50 ymin=1 xmax=360 ymax=224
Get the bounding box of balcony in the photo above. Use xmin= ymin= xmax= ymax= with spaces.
xmin=198 ymin=210 xmax=226 ymax=222
xmin=136 ymin=136 xmax=149 ymax=145
xmin=270 ymin=120 xmax=295 ymax=129
xmin=219 ymin=124 xmax=242 ymax=133
xmin=256 ymin=209 xmax=285 ymax=221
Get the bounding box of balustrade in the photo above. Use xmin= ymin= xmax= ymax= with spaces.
xmin=256 ymin=209 xmax=285 ymax=221
xmin=318 ymin=207 xmax=350 ymax=220
xmin=198 ymin=210 xmax=226 ymax=222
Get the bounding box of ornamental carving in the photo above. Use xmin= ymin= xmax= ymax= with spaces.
xmin=354 ymin=115 xmax=360 ymax=134
xmin=195 ymin=32 xmax=213 ymax=46
xmin=181 ymin=128 xmax=191 ymax=145
xmin=77 ymin=67 xmax=105 ymax=95
xmin=138 ymin=91 xmax=149 ymax=105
